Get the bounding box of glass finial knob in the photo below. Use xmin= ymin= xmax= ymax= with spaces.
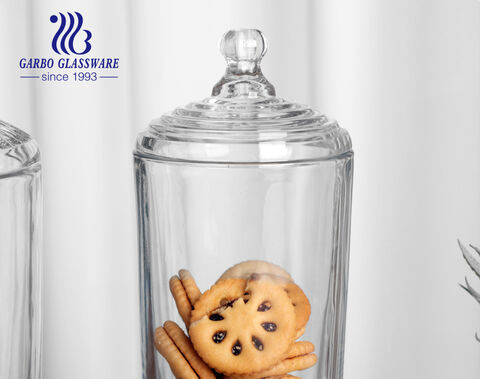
xmin=212 ymin=29 xmax=275 ymax=96
xmin=220 ymin=29 xmax=267 ymax=74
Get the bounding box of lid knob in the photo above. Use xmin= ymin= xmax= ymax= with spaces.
xmin=213 ymin=29 xmax=275 ymax=97
xmin=220 ymin=29 xmax=267 ymax=74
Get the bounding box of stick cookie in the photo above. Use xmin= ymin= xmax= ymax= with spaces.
xmin=163 ymin=321 xmax=215 ymax=379
xmin=154 ymin=326 xmax=198 ymax=379
xmin=294 ymin=326 xmax=306 ymax=340
xmin=234 ymin=376 xmax=300 ymax=379
xmin=255 ymin=353 xmax=318 ymax=378
xmin=169 ymin=275 xmax=193 ymax=328
xmin=179 ymin=269 xmax=202 ymax=306
xmin=285 ymin=341 xmax=315 ymax=359
xmin=226 ymin=353 xmax=317 ymax=379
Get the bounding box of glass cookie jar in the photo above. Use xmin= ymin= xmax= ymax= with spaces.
xmin=134 ymin=30 xmax=353 ymax=379
xmin=0 ymin=120 xmax=42 ymax=379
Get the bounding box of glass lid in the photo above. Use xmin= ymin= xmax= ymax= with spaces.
xmin=135 ymin=29 xmax=352 ymax=164
xmin=0 ymin=120 xmax=40 ymax=177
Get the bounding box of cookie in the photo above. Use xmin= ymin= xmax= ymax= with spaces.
xmin=294 ymin=326 xmax=306 ymax=340
xmin=226 ymin=341 xmax=316 ymax=378
xmin=163 ymin=321 xmax=215 ymax=379
xmin=179 ymin=269 xmax=202 ymax=306
xmin=283 ymin=283 xmax=311 ymax=331
xmin=189 ymin=279 xmax=297 ymax=375
xmin=169 ymin=275 xmax=193 ymax=328
xmin=230 ymin=375 xmax=300 ymax=379
xmin=246 ymin=274 xmax=310 ymax=332
xmin=224 ymin=264 xmax=310 ymax=332
xmin=190 ymin=278 xmax=247 ymax=324
xmin=227 ymin=353 xmax=317 ymax=379
xmin=154 ymin=326 xmax=198 ymax=379
xmin=218 ymin=260 xmax=293 ymax=283
xmin=256 ymin=353 xmax=318 ymax=377
xmin=285 ymin=341 xmax=315 ymax=359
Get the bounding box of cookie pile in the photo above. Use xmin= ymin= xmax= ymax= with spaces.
xmin=154 ymin=261 xmax=317 ymax=378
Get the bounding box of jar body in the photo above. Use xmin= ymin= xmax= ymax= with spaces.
xmin=135 ymin=153 xmax=353 ymax=379
xmin=0 ymin=164 xmax=42 ymax=379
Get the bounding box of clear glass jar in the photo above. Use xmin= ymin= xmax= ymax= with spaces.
xmin=135 ymin=30 xmax=353 ymax=379
xmin=0 ymin=120 xmax=42 ymax=378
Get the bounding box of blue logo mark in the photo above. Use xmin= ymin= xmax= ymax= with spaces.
xmin=50 ymin=12 xmax=92 ymax=55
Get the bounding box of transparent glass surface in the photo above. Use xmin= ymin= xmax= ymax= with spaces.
xmin=135 ymin=30 xmax=353 ymax=379
xmin=0 ymin=120 xmax=42 ymax=379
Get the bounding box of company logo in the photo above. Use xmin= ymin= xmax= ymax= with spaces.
xmin=50 ymin=12 xmax=92 ymax=55
xmin=18 ymin=11 xmax=119 ymax=82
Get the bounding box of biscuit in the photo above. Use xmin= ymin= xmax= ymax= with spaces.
xmin=229 ymin=375 xmax=300 ymax=379
xmin=218 ymin=260 xmax=293 ymax=283
xmin=283 ymin=283 xmax=311 ymax=331
xmin=153 ymin=326 xmax=198 ymax=379
xmin=163 ymin=321 xmax=215 ymax=379
xmin=179 ymin=269 xmax=202 ymax=306
xmin=231 ymin=267 xmax=310 ymax=332
xmin=226 ymin=342 xmax=316 ymax=378
xmin=169 ymin=275 xmax=193 ymax=328
xmin=285 ymin=341 xmax=315 ymax=359
xmin=190 ymin=278 xmax=247 ymax=324
xmin=190 ymin=279 xmax=297 ymax=375
xmin=246 ymin=274 xmax=311 ymax=332
xmin=294 ymin=326 xmax=306 ymax=340
xmin=228 ymin=353 xmax=317 ymax=379
xmin=257 ymin=353 xmax=318 ymax=377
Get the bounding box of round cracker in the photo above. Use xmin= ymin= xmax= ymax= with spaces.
xmin=190 ymin=278 xmax=247 ymax=324
xmin=283 ymin=283 xmax=311 ymax=331
xmin=190 ymin=280 xmax=297 ymax=375
xmin=218 ymin=260 xmax=293 ymax=283
xmin=246 ymin=275 xmax=311 ymax=332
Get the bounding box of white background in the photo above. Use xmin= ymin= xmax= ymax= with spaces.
xmin=1 ymin=0 xmax=480 ymax=378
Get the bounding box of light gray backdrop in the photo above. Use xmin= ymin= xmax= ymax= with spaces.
xmin=0 ymin=0 xmax=479 ymax=378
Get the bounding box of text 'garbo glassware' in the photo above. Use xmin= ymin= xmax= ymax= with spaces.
xmin=134 ymin=29 xmax=353 ymax=379
xmin=0 ymin=120 xmax=42 ymax=379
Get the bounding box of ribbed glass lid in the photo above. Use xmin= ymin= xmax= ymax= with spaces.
xmin=0 ymin=120 xmax=40 ymax=176
xmin=136 ymin=29 xmax=352 ymax=163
